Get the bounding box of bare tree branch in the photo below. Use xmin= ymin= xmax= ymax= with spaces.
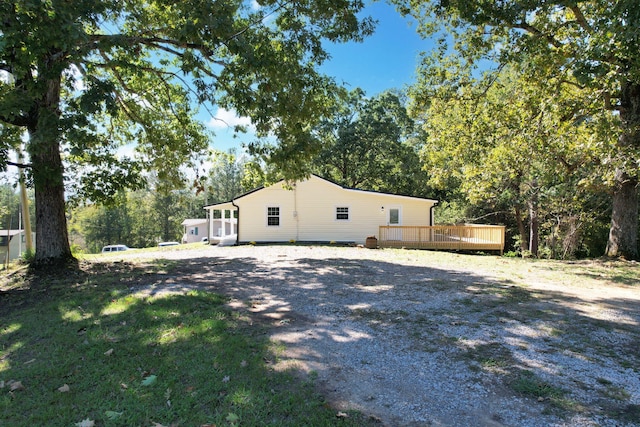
xmin=6 ymin=160 xmax=32 ymax=169
xmin=513 ymin=21 xmax=564 ymax=49
xmin=568 ymin=5 xmax=594 ymax=34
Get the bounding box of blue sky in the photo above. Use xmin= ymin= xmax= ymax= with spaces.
xmin=209 ymin=1 xmax=430 ymax=151
xmin=320 ymin=1 xmax=427 ymax=96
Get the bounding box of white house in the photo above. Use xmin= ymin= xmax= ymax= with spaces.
xmin=0 ymin=229 xmax=36 ymax=262
xmin=181 ymin=219 xmax=208 ymax=243
xmin=203 ymin=175 xmax=438 ymax=245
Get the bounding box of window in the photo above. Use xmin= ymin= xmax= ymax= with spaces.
xmin=389 ymin=208 xmax=400 ymax=225
xmin=194 ymin=226 xmax=198 ymax=236
xmin=267 ymin=206 xmax=280 ymax=226
xmin=336 ymin=207 xmax=349 ymax=221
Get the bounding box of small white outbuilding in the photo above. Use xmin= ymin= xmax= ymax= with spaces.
xmin=0 ymin=229 xmax=36 ymax=262
xmin=181 ymin=218 xmax=208 ymax=243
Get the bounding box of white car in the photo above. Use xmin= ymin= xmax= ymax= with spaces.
xmin=101 ymin=244 xmax=129 ymax=253
xmin=158 ymin=241 xmax=180 ymax=247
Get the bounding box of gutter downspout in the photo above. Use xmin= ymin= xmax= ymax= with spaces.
xmin=430 ymin=202 xmax=438 ymax=226
xmin=294 ymin=183 xmax=299 ymax=241
xmin=231 ymin=199 xmax=240 ymax=246
xmin=206 ymin=208 xmax=211 ymax=245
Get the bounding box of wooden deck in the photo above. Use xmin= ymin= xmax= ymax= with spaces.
xmin=378 ymin=225 xmax=506 ymax=254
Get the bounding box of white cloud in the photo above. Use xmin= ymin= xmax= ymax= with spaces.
xmin=207 ymin=108 xmax=253 ymax=130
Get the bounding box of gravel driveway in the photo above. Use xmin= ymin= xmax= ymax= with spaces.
xmin=116 ymin=245 xmax=640 ymax=427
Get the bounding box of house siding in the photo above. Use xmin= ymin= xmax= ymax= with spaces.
xmin=239 ymin=183 xmax=297 ymax=241
xmin=236 ymin=176 xmax=435 ymax=244
xmin=182 ymin=220 xmax=208 ymax=243
xmin=0 ymin=231 xmax=36 ymax=262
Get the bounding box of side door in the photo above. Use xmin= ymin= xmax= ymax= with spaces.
xmin=387 ymin=206 xmax=402 ymax=240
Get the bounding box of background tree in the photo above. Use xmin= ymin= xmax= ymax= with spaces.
xmin=207 ymin=148 xmax=248 ymax=203
xmin=420 ymin=64 xmax=611 ymax=257
xmin=395 ymin=0 xmax=640 ymax=259
xmin=73 ymin=194 xmax=132 ymax=253
xmin=0 ymin=183 xmax=21 ymax=230
xmin=0 ymin=0 xmax=374 ymax=266
xmin=70 ymin=185 xmax=207 ymax=252
xmin=312 ymin=89 xmax=433 ymax=197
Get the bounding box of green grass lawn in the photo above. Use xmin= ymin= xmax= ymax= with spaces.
xmin=2 ymin=247 xmax=638 ymax=427
xmin=0 ymin=262 xmax=374 ymax=427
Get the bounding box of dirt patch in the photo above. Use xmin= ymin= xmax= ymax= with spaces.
xmin=65 ymin=247 xmax=640 ymax=425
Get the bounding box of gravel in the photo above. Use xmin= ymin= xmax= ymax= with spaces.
xmin=118 ymin=244 xmax=640 ymax=427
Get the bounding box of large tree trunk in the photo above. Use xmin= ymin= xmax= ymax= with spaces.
xmin=27 ymin=72 xmax=75 ymax=267
xmin=606 ymin=81 xmax=639 ymax=260
xmin=606 ymin=170 xmax=638 ymax=259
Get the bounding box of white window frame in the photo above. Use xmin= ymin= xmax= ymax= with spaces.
xmin=266 ymin=206 xmax=281 ymax=227
xmin=388 ymin=206 xmax=402 ymax=225
xmin=335 ymin=206 xmax=350 ymax=221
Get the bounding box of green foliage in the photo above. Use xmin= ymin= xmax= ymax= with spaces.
xmin=512 ymin=370 xmax=565 ymax=399
xmin=0 ymin=0 xmax=376 ymax=263
xmin=396 ymin=0 xmax=640 ymax=259
xmin=0 ymin=184 xmax=19 ymax=229
xmin=18 ymin=248 xmax=35 ymax=264
xmin=69 ymin=186 xmax=207 ymax=252
xmin=207 ymin=148 xmax=249 ymax=203
xmin=434 ymin=201 xmax=468 ymax=225
xmin=419 ymin=65 xmax=612 ymax=257
xmin=311 ymin=88 xmax=434 ymax=197
xmin=0 ymin=264 xmax=375 ymax=426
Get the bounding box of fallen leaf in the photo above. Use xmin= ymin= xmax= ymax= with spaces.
xmin=200 ymin=424 xmax=216 ymax=427
xmin=222 ymin=376 xmax=230 ymax=383
xmin=141 ymin=375 xmax=157 ymax=386
xmin=9 ymin=381 xmax=24 ymax=391
xmin=75 ymin=419 xmax=95 ymax=427
xmin=58 ymin=384 xmax=70 ymax=393
xmin=105 ymin=411 xmax=123 ymax=420
xmin=226 ymin=413 xmax=239 ymax=422
xmin=240 ymin=360 xmax=247 ymax=367
xmin=336 ymin=411 xmax=349 ymax=418
xmin=104 ymin=348 xmax=114 ymax=356
xmin=0 ymin=380 xmax=4 ymax=389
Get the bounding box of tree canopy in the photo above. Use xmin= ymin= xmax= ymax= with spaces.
xmin=310 ymin=89 xmax=432 ymax=197
xmin=0 ymin=0 xmax=374 ymax=266
xmin=421 ymin=65 xmax=611 ymax=257
xmin=393 ymin=0 xmax=640 ymax=259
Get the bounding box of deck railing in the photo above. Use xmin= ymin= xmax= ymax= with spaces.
xmin=378 ymin=224 xmax=506 ymax=254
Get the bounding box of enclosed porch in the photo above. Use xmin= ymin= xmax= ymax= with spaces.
xmin=205 ymin=202 xmax=238 ymax=245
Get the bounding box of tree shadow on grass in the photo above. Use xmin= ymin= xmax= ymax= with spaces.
xmin=2 ymin=252 xmax=639 ymax=426
xmin=143 ymin=253 xmax=640 ymax=426
xmin=0 ymin=262 xmax=379 ymax=426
